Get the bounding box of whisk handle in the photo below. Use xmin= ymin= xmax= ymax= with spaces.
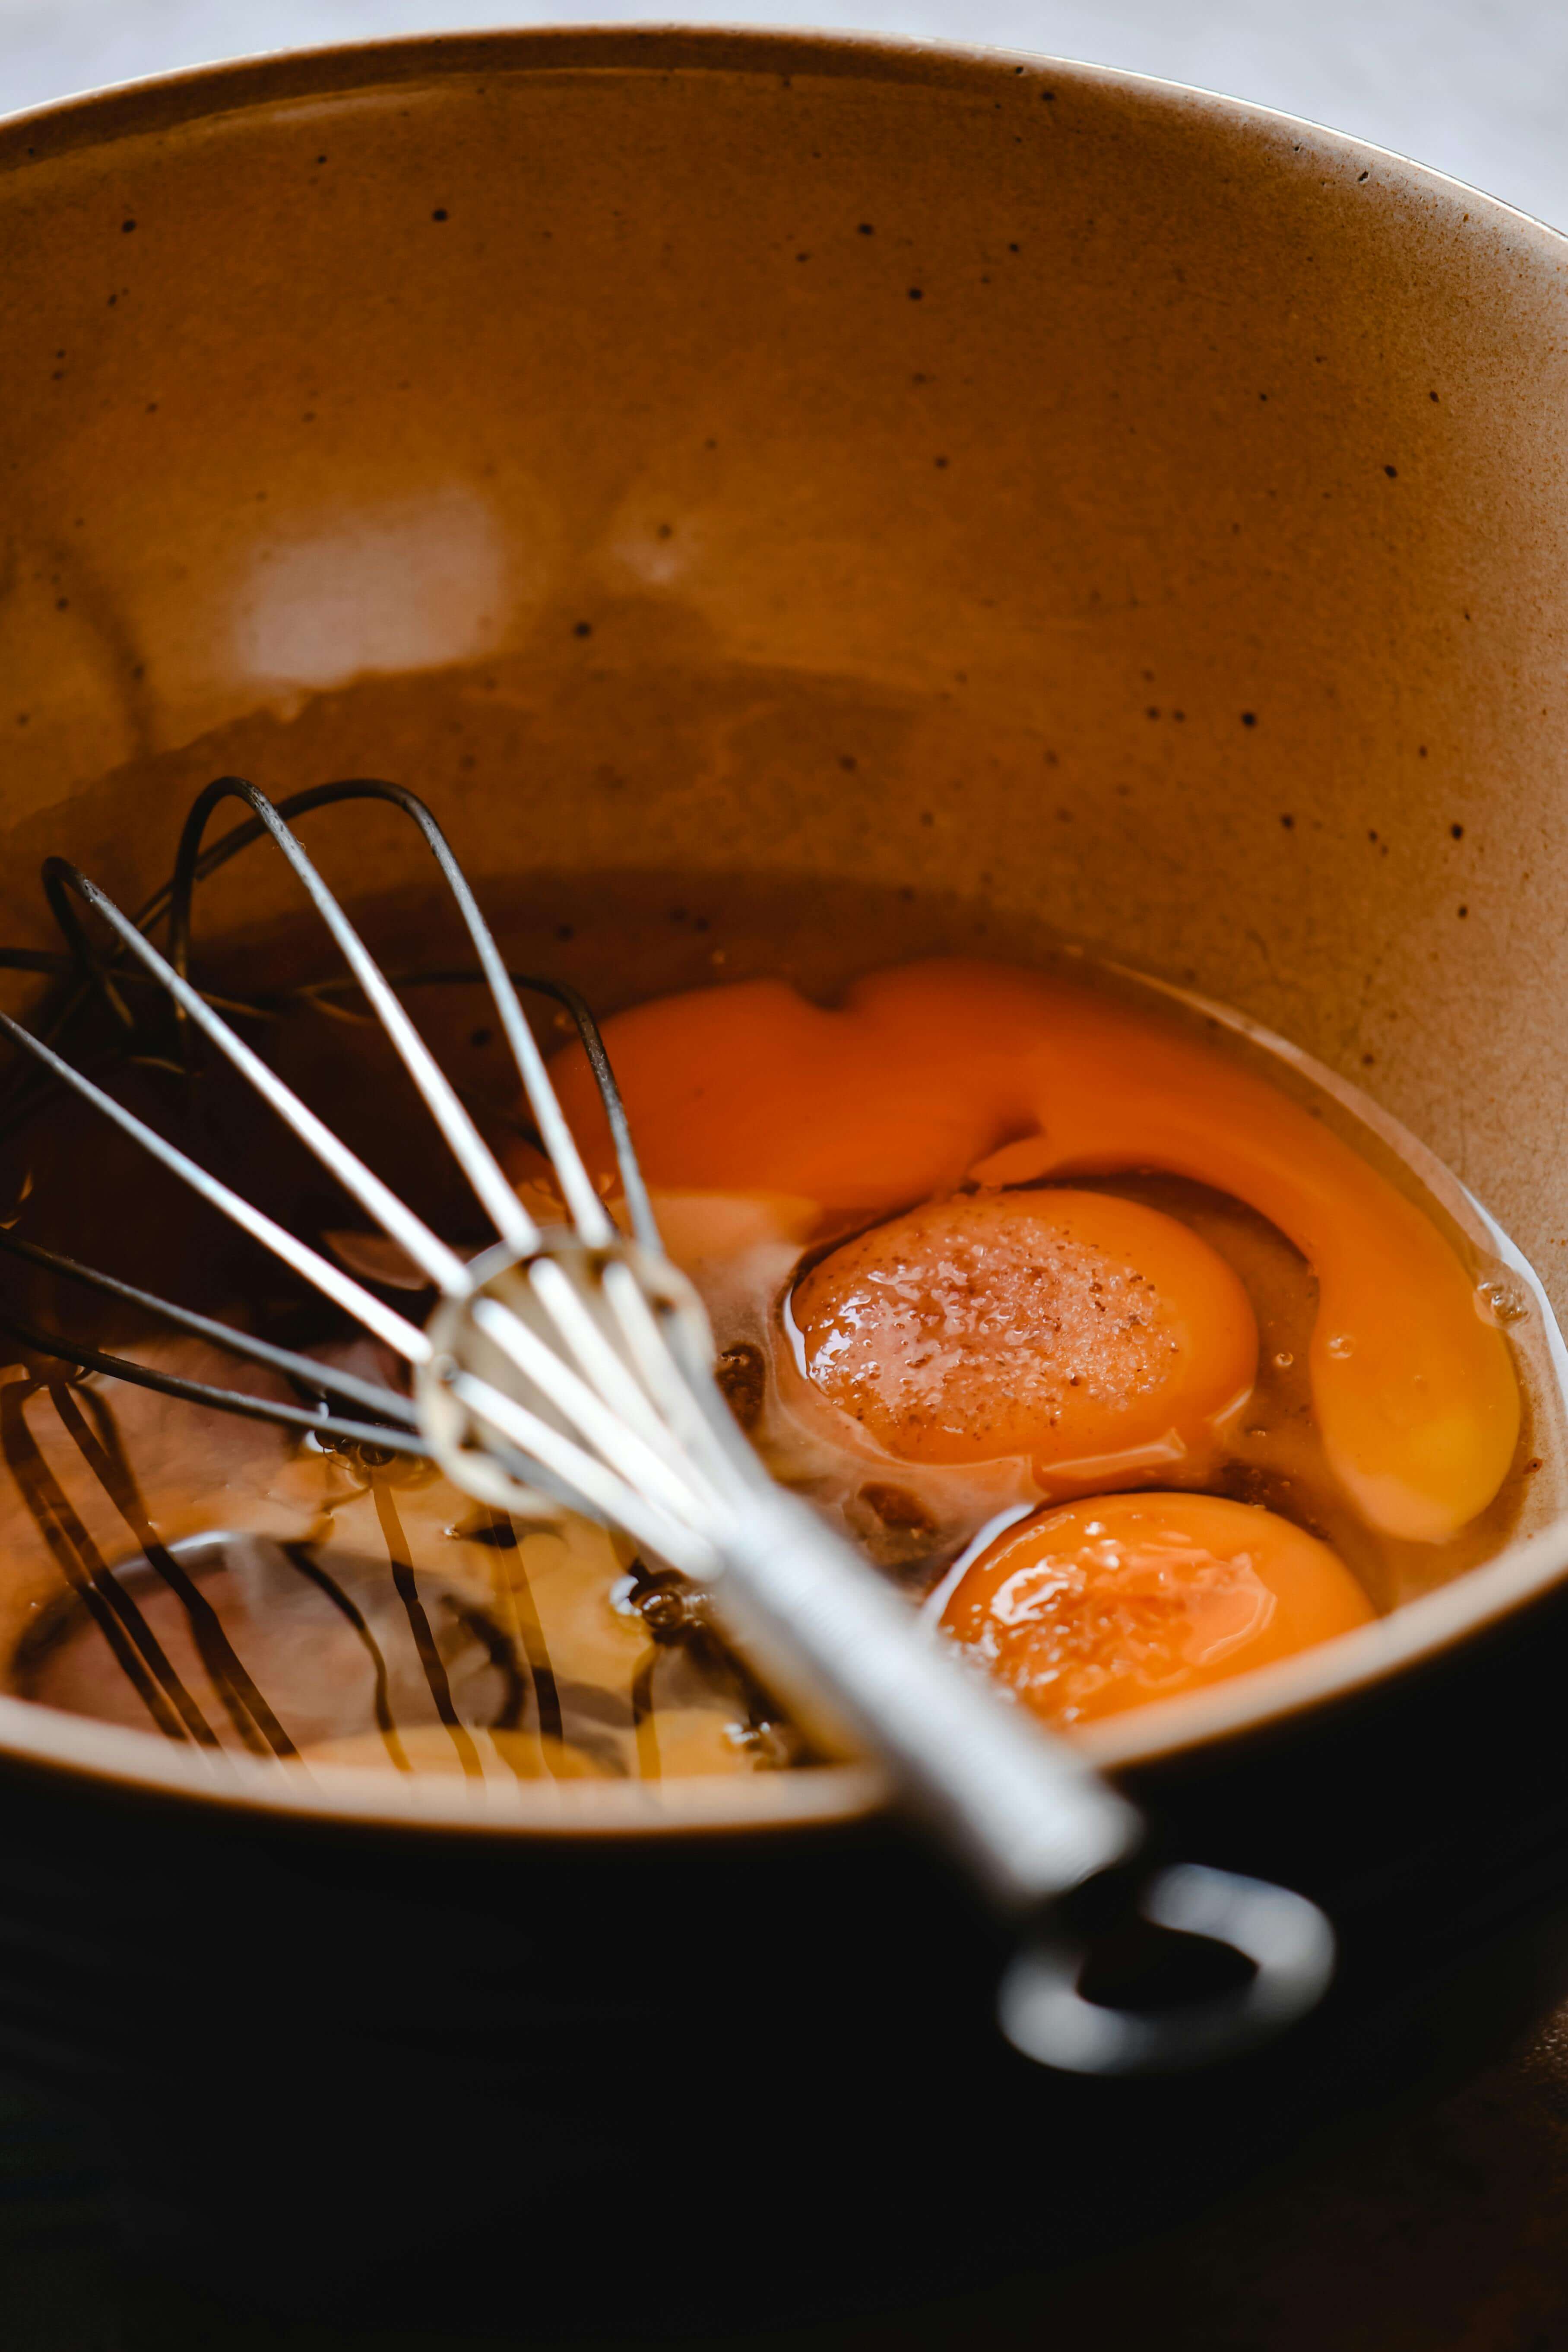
xmin=709 ymin=1488 xmax=1337 ymax=2073
xmin=708 ymin=1488 xmax=1141 ymax=1914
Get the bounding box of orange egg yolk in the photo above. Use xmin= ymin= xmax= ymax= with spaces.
xmin=549 ymin=959 xmax=1520 ymax=1541
xmin=790 ymin=1189 xmax=1257 ymax=1480
xmin=941 ymin=1492 xmax=1375 ymax=1727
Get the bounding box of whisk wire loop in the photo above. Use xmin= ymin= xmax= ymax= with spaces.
xmin=0 ymin=1005 xmax=428 ymax=1363
xmin=598 ymin=1255 xmax=740 ymax=1484
xmin=0 ymin=1227 xmax=420 ymax=1431
xmin=0 ymin=1312 xmax=429 ymax=1455
xmin=169 ymin=779 xmax=611 ymax=1250
xmin=71 ymin=792 xmax=524 ymax=1277
xmin=43 ymin=861 xmax=470 ymax=1292
xmin=434 ymin=1362 xmax=716 ymax=1576
xmin=469 ymin=1293 xmax=711 ymax=1526
xmin=522 ymin=1252 xmax=729 ymax=1497
xmin=243 ymin=965 xmax=657 ymax=1249
xmin=0 ymin=1223 xmax=423 ymax=1439
xmin=37 ymin=867 xmax=139 ymax=1036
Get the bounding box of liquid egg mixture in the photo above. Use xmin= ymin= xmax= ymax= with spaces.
xmin=0 ymin=935 xmax=1560 ymax=1778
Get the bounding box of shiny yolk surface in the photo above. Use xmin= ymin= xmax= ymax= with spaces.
xmin=941 ymin=1492 xmax=1375 ymax=1726
xmin=791 ymin=1189 xmax=1257 ymax=1478
xmin=550 ymin=959 xmax=1519 ymax=1541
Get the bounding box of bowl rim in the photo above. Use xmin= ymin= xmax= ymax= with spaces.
xmin=1 ymin=19 xmax=1566 ymax=1839
xmin=0 ymin=14 xmax=1565 ymax=257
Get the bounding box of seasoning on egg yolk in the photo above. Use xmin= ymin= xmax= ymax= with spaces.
xmin=941 ymin=1492 xmax=1375 ymax=1727
xmin=790 ymin=1189 xmax=1257 ymax=1479
xmin=547 ymin=958 xmax=1520 ymax=1541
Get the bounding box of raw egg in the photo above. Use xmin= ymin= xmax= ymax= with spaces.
xmin=551 ymin=959 xmax=1519 ymax=1541
xmin=940 ymin=1491 xmax=1375 ymax=1726
xmin=790 ymin=1188 xmax=1257 ymax=1483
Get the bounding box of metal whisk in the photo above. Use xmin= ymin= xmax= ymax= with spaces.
xmin=0 ymin=776 xmax=1334 ymax=2073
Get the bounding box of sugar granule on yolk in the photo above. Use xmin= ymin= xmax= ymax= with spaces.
xmin=790 ymin=1189 xmax=1258 ymax=1477
xmin=941 ymin=1490 xmax=1374 ymax=1727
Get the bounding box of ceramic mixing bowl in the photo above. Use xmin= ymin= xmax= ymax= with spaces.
xmin=0 ymin=28 xmax=1565 ymax=2327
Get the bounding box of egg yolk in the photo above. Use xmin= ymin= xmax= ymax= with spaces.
xmin=941 ymin=1491 xmax=1375 ymax=1726
xmin=549 ymin=959 xmax=1519 ymax=1541
xmin=790 ymin=1189 xmax=1257 ymax=1480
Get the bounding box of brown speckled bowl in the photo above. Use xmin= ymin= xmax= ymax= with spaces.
xmin=1 ymin=28 xmax=1567 ymax=2329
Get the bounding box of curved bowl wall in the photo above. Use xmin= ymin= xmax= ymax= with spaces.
xmin=0 ymin=29 xmax=1565 ymax=2323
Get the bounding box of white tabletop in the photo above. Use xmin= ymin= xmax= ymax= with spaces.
xmin=0 ymin=0 xmax=1564 ymax=236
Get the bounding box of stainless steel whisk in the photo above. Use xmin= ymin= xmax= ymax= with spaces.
xmin=0 ymin=776 xmax=1335 ymax=2074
